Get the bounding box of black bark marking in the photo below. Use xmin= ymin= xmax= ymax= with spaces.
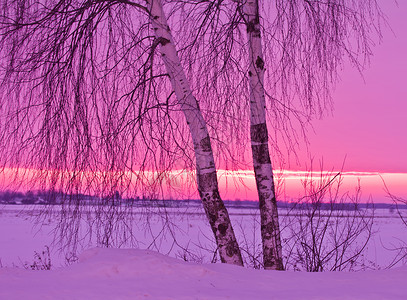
xmin=258 ymin=193 xmax=266 ymax=209
xmin=252 ymin=144 xmax=271 ymax=164
xmin=246 ymin=18 xmax=260 ymax=33
xmin=247 ymin=22 xmax=255 ymax=33
xmin=208 ymin=212 xmax=217 ymax=225
xmin=199 ymin=192 xmax=218 ymax=225
xmin=218 ymin=223 xmax=228 ymax=236
xmin=226 ymin=243 xmax=239 ymax=257
xmin=250 ymin=123 xmax=268 ymax=143
xmin=212 ymin=188 xmax=220 ymax=200
xmin=257 ymin=192 xmax=268 ymax=208
xmin=197 ymin=171 xmax=217 ymax=194
xmin=270 ymin=195 xmax=277 ymax=205
xmin=255 ymin=56 xmax=264 ymax=70
xmin=261 ymin=222 xmax=276 ymax=239
xmin=157 ymin=37 xmax=170 ymax=46
xmin=254 ymin=172 xmax=272 ymax=192
xmin=153 ymin=15 xmax=159 ymax=20
xmin=263 ymin=249 xmax=276 ymax=268
xmin=200 ymin=135 xmax=212 ymax=152
xmin=248 ymin=71 xmax=252 ymax=77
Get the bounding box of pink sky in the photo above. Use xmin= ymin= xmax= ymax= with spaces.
xmin=224 ymin=1 xmax=407 ymax=203
xmin=0 ymin=1 xmax=405 ymax=204
xmin=259 ymin=1 xmax=407 ymax=203
xmin=293 ymin=1 xmax=407 ymax=174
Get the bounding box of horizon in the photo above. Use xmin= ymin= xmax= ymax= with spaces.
xmin=1 ymin=168 xmax=406 ymax=204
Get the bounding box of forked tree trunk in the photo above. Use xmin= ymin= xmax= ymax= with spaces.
xmin=243 ymin=0 xmax=284 ymax=270
xmin=146 ymin=0 xmax=243 ymax=266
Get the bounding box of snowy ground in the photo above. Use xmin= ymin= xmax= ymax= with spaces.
xmin=1 ymin=247 xmax=407 ymax=299
xmin=1 ymin=205 xmax=407 ymax=299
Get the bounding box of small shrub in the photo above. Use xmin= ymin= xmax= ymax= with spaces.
xmin=24 ymin=246 xmax=52 ymax=270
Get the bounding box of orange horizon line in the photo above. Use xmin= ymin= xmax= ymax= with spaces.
xmin=2 ymin=167 xmax=407 ymax=176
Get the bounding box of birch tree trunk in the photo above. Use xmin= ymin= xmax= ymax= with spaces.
xmin=243 ymin=0 xmax=284 ymax=270
xmin=146 ymin=0 xmax=243 ymax=266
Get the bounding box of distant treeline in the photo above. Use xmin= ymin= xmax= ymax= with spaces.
xmin=0 ymin=189 xmax=65 ymax=205
xmin=0 ymin=190 xmax=405 ymax=210
xmin=0 ymin=189 xmax=199 ymax=207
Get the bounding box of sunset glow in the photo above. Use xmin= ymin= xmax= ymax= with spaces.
xmin=2 ymin=167 xmax=406 ymax=204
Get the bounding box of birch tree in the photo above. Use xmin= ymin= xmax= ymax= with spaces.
xmin=171 ymin=0 xmax=383 ymax=270
xmin=0 ymin=0 xmax=243 ymax=266
xmin=146 ymin=0 xmax=243 ymax=265
xmin=241 ymin=0 xmax=283 ymax=270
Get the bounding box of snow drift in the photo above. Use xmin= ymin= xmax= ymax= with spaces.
xmin=1 ymin=247 xmax=406 ymax=299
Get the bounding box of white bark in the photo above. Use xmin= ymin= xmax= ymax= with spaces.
xmin=146 ymin=0 xmax=243 ymax=266
xmin=243 ymin=0 xmax=284 ymax=270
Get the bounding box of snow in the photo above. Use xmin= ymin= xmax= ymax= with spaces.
xmin=1 ymin=205 xmax=407 ymax=299
xmin=2 ymin=205 xmax=405 ymax=269
xmin=1 ymin=247 xmax=406 ymax=299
